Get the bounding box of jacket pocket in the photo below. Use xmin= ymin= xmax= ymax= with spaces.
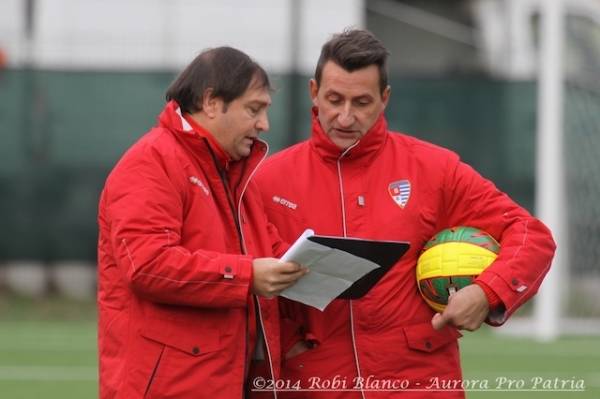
xmin=140 ymin=319 xmax=221 ymax=356
xmin=144 ymin=345 xmax=165 ymax=398
xmin=138 ymin=318 xmax=224 ymax=398
xmin=403 ymin=322 xmax=462 ymax=353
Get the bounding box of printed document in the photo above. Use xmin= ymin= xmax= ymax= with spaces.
xmin=280 ymin=229 xmax=380 ymax=311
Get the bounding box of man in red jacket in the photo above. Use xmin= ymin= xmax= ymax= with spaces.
xmin=97 ymin=47 xmax=307 ymax=398
xmin=254 ymin=29 xmax=556 ymax=398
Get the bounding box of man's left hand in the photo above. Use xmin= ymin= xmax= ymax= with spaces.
xmin=431 ymin=284 xmax=489 ymax=331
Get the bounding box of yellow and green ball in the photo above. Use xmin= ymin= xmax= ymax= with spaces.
xmin=416 ymin=226 xmax=500 ymax=312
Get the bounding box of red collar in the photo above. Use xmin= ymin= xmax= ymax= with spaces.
xmin=157 ymin=100 xmax=231 ymax=169
xmin=182 ymin=113 xmax=231 ymax=169
xmin=310 ymin=107 xmax=388 ymax=164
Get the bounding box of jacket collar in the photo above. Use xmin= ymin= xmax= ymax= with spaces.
xmin=182 ymin=112 xmax=231 ymax=169
xmin=309 ymin=106 xmax=388 ymax=164
xmin=159 ymin=100 xmax=233 ymax=165
xmin=158 ymin=100 xmax=268 ymax=194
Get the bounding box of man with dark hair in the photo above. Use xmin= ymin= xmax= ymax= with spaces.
xmin=97 ymin=46 xmax=307 ymax=398
xmin=254 ymin=29 xmax=555 ymax=398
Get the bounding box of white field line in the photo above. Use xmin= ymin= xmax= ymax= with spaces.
xmin=0 ymin=366 xmax=97 ymax=381
xmin=0 ymin=342 xmax=93 ymax=351
xmin=460 ymin=345 xmax=600 ymax=358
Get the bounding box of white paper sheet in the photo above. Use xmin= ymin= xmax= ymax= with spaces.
xmin=280 ymin=229 xmax=380 ymax=311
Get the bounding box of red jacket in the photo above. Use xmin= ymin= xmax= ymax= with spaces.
xmin=254 ymin=109 xmax=555 ymax=398
xmin=97 ymin=101 xmax=286 ymax=398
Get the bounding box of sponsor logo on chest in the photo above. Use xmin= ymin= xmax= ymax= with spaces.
xmin=388 ymin=179 xmax=411 ymax=208
xmin=272 ymin=195 xmax=297 ymax=210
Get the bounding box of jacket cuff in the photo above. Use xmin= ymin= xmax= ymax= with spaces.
xmin=218 ymin=254 xmax=251 ymax=280
xmin=475 ymin=267 xmax=527 ymax=326
xmin=218 ymin=254 xmax=254 ymax=301
xmin=473 ymin=280 xmax=502 ymax=309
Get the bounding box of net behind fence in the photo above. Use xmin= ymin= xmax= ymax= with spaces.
xmin=564 ymin=81 xmax=600 ymax=320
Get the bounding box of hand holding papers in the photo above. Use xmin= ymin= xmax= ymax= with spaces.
xmin=280 ymin=229 xmax=410 ymax=311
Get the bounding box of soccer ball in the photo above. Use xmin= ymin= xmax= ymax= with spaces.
xmin=416 ymin=226 xmax=500 ymax=312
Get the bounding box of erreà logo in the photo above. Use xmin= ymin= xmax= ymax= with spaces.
xmin=388 ymin=180 xmax=411 ymax=208
xmin=189 ymin=176 xmax=210 ymax=196
xmin=272 ymin=195 xmax=297 ymax=210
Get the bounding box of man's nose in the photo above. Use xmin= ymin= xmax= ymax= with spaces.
xmin=257 ymin=113 xmax=270 ymax=132
xmin=337 ymin=104 xmax=354 ymax=127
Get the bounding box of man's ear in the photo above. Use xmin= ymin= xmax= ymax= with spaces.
xmin=381 ymin=85 xmax=391 ymax=109
xmin=201 ymin=88 xmax=218 ymax=118
xmin=309 ymin=79 xmax=319 ymax=107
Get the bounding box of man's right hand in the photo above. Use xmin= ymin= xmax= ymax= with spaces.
xmin=251 ymin=258 xmax=308 ymax=298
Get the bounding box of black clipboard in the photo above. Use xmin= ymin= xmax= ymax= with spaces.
xmin=307 ymin=235 xmax=410 ymax=299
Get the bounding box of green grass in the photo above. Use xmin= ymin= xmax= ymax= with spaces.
xmin=0 ymin=295 xmax=97 ymax=398
xmin=461 ymin=327 xmax=599 ymax=398
xmin=0 ymin=296 xmax=598 ymax=398
xmin=0 ymin=322 xmax=97 ymax=398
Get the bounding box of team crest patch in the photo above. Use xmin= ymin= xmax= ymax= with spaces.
xmin=388 ymin=180 xmax=411 ymax=208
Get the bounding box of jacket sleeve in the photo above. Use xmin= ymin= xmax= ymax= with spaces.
xmin=441 ymin=155 xmax=556 ymax=325
xmin=103 ymin=144 xmax=253 ymax=308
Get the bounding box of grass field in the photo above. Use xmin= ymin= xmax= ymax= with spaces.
xmin=0 ymin=295 xmax=598 ymax=398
